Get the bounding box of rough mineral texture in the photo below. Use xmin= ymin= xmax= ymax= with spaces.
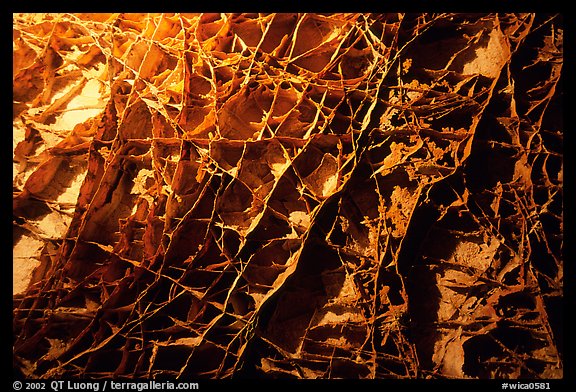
xmin=13 ymin=13 xmax=563 ymax=379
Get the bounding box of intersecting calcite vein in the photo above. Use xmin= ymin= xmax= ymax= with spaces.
xmin=13 ymin=13 xmax=562 ymax=379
